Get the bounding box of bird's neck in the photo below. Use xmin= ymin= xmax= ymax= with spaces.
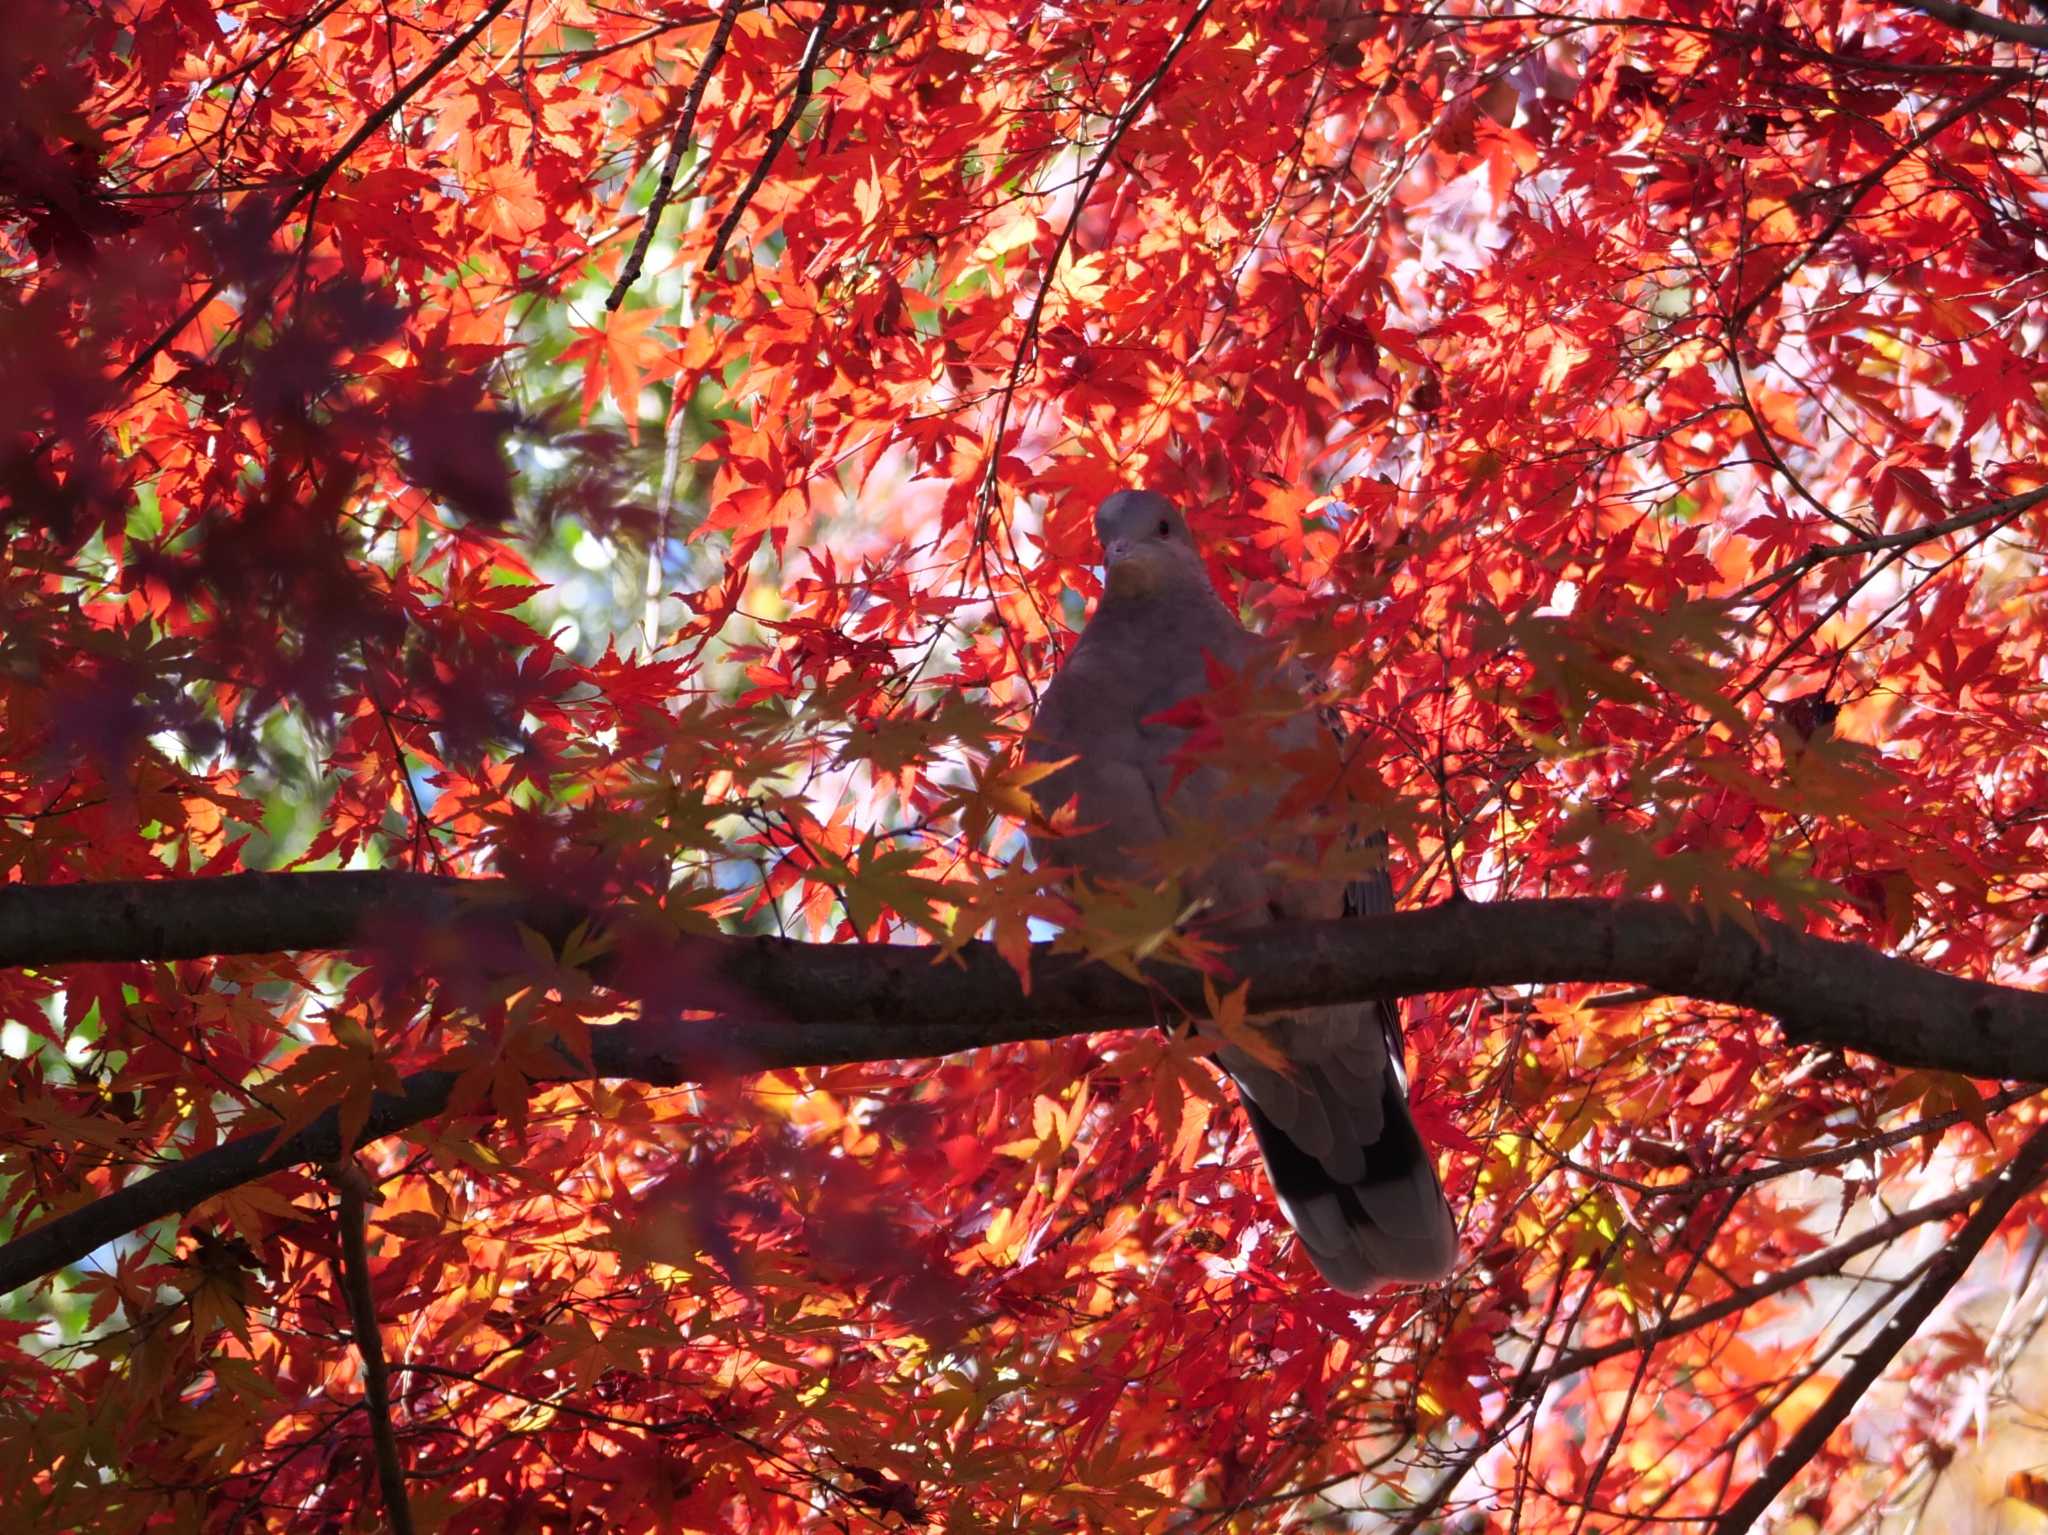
xmin=1091 ymin=578 xmax=1237 ymax=638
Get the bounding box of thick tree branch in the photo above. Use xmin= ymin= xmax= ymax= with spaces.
xmin=4 ymin=870 xmax=2047 ymax=1296
xmin=4 ymin=872 xmax=2046 ymax=1076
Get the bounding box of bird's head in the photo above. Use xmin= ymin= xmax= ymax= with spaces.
xmin=1096 ymin=490 xmax=1206 ymax=600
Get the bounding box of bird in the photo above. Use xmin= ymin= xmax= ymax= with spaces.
xmin=1024 ymin=487 xmax=1457 ymax=1292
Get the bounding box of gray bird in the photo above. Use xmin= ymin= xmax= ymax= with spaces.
xmin=1025 ymin=488 xmax=1457 ymax=1292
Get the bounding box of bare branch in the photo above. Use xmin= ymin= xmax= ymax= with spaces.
xmin=330 ymin=1162 xmax=414 ymax=1535
xmin=603 ymin=3 xmax=742 ymax=311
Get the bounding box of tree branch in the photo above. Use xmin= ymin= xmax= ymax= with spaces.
xmin=1728 ymin=75 xmax=2015 ymax=327
xmin=4 ymin=871 xmax=2047 ymax=1296
xmin=1708 ymin=1120 xmax=2048 ymax=1534
xmin=1541 ymin=1163 xmax=2005 ymax=1380
xmin=1895 ymin=0 xmax=2048 ymax=48
xmin=1732 ymin=484 xmax=2048 ymax=606
xmin=1387 ymin=1168 xmax=2010 ymax=1531
xmin=330 ymin=1162 xmax=415 ymax=1535
xmin=5 ymin=872 xmax=2046 ymax=1077
xmin=974 ymin=0 xmax=1217 ymax=524
xmin=603 ymin=2 xmax=742 ymax=311
xmin=695 ymin=0 xmax=840 ymax=286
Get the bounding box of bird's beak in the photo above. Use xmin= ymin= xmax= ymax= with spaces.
xmin=1102 ymin=538 xmax=1163 ymax=597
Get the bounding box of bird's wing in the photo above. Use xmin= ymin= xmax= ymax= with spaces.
xmin=1211 ymin=677 xmax=1459 ymax=1291
xmin=1023 ymin=631 xmax=1173 ymax=886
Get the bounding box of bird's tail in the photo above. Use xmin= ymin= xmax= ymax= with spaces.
xmin=1235 ymin=1030 xmax=1457 ymax=1292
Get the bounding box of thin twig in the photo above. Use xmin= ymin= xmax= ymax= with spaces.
xmin=1542 ymin=1082 xmax=2037 ymax=1199
xmin=1728 ymin=77 xmax=2016 ymax=327
xmin=973 ymin=0 xmax=1218 ymax=528
xmin=115 ymin=0 xmax=520 ymax=391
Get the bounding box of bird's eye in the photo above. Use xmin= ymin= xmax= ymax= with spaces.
xmin=1157 ymin=518 xmax=1172 ymax=536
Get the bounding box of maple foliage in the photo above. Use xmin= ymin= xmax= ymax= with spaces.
xmin=7 ymin=0 xmax=2048 ymax=1528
